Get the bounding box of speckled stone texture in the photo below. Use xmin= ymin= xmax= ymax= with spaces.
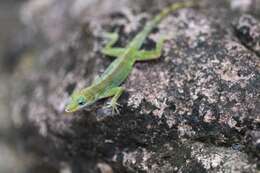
xmin=234 ymin=14 xmax=260 ymax=56
xmin=9 ymin=0 xmax=260 ymax=172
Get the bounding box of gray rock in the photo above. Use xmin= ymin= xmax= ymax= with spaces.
xmin=230 ymin=0 xmax=255 ymax=12
xmin=9 ymin=0 xmax=260 ymax=172
xmin=234 ymin=14 xmax=260 ymax=56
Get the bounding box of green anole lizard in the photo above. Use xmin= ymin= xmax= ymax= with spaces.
xmin=65 ymin=1 xmax=196 ymax=114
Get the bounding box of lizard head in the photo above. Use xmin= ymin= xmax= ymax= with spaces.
xmin=65 ymin=91 xmax=89 ymax=113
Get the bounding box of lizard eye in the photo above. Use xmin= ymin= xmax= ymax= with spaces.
xmin=77 ymin=96 xmax=86 ymax=106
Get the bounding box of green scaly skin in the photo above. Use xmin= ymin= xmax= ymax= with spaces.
xmin=65 ymin=1 xmax=196 ymax=114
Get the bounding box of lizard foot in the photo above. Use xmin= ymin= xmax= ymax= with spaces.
xmin=105 ymin=101 xmax=122 ymax=114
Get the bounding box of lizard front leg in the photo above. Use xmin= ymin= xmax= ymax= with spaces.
xmin=101 ymin=32 xmax=126 ymax=57
xmin=99 ymin=87 xmax=124 ymax=114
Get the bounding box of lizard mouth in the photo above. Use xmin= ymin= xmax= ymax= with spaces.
xmin=65 ymin=103 xmax=79 ymax=113
xmin=65 ymin=107 xmax=76 ymax=113
xmin=65 ymin=107 xmax=73 ymax=113
xmin=65 ymin=102 xmax=91 ymax=113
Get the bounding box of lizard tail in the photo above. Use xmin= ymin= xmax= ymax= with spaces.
xmin=127 ymin=1 xmax=199 ymax=50
xmin=158 ymin=1 xmax=199 ymax=23
xmin=143 ymin=0 xmax=199 ymax=33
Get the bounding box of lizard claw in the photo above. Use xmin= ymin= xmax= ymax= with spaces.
xmin=105 ymin=101 xmax=121 ymax=114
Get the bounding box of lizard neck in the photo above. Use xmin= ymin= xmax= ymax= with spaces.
xmin=81 ymin=86 xmax=96 ymax=102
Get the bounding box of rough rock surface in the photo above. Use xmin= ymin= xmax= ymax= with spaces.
xmin=7 ymin=0 xmax=260 ymax=172
xmin=234 ymin=14 xmax=260 ymax=56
